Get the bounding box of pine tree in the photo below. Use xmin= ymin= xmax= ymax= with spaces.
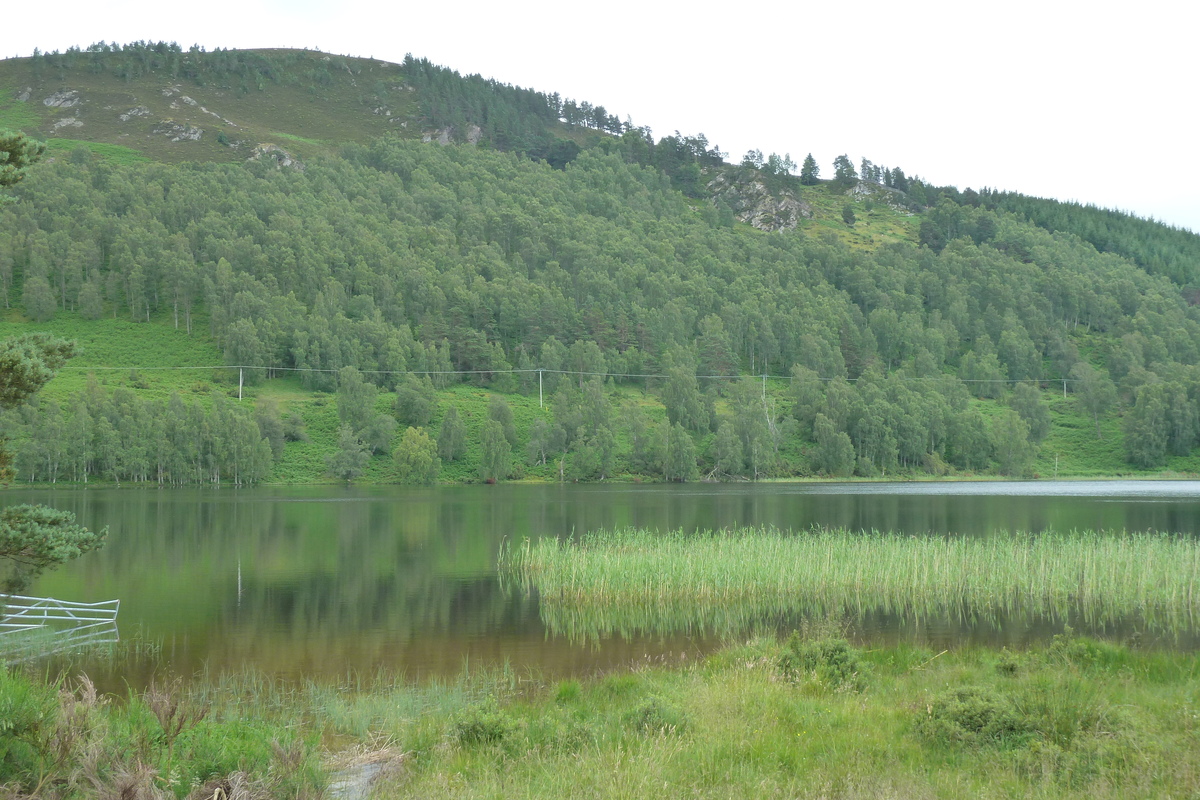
xmin=799 ymin=153 xmax=820 ymax=185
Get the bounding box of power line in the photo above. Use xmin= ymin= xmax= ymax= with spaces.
xmin=59 ymin=363 xmax=1079 ymax=386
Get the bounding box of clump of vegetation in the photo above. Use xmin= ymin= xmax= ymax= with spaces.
xmin=624 ymin=696 xmax=688 ymax=735
xmin=777 ymin=630 xmax=866 ymax=691
xmin=453 ymin=699 xmax=517 ymax=747
xmin=916 ymin=685 xmax=1035 ymax=748
xmin=0 ymin=668 xmax=323 ymax=798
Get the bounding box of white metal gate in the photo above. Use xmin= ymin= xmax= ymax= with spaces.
xmin=0 ymin=594 xmax=120 ymax=660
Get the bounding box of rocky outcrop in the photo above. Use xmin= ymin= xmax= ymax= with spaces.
xmin=16 ymin=87 xmax=32 ymax=102
xmin=421 ymin=125 xmax=482 ymax=146
xmin=706 ymin=170 xmax=814 ymax=232
xmin=43 ymin=90 xmax=80 ymax=108
xmin=52 ymin=117 xmax=83 ymax=131
xmin=154 ymin=121 xmax=203 ymax=142
xmin=248 ymin=144 xmax=305 ymax=171
xmin=422 ymin=127 xmax=453 ymax=145
xmin=118 ymin=106 xmax=150 ymax=122
xmin=846 ymin=180 xmax=917 ymax=213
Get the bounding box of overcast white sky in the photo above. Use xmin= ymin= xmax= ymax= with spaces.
xmin=4 ymin=1 xmax=1197 ymax=231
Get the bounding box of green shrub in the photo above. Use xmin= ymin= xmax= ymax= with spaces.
xmin=0 ymin=669 xmax=56 ymax=784
xmin=777 ymin=631 xmax=866 ymax=690
xmin=453 ymin=700 xmax=515 ymax=746
xmin=915 ymin=685 xmax=1034 ymax=748
xmin=996 ymin=647 xmax=1022 ymax=676
xmin=624 ymin=696 xmax=687 ymax=735
xmin=1042 ymin=630 xmax=1127 ymax=671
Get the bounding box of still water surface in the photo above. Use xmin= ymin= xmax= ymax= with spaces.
xmin=8 ymin=481 xmax=1200 ymax=682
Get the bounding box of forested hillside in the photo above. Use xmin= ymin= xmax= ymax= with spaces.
xmin=3 ymin=46 xmax=1200 ymax=486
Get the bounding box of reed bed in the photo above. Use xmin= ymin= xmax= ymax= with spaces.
xmin=501 ymin=527 xmax=1200 ymax=640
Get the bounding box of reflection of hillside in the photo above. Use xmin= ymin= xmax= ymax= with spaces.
xmin=222 ymin=575 xmax=528 ymax=642
xmin=14 ymin=484 xmax=1200 ymax=679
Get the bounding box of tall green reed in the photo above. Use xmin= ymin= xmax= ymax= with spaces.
xmin=502 ymin=527 xmax=1200 ymax=640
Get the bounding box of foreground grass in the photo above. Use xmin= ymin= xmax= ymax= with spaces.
xmin=4 ymin=631 xmax=1199 ymax=799
xmin=505 ymin=527 xmax=1200 ymax=639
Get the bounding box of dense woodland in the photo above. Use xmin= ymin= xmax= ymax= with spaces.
xmin=3 ymin=47 xmax=1200 ymax=484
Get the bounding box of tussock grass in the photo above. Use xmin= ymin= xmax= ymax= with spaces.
xmin=505 ymin=527 xmax=1200 ymax=639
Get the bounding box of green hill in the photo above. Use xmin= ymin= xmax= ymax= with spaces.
xmin=3 ymin=44 xmax=1200 ymax=486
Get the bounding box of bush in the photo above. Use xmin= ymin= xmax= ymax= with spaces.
xmin=453 ymin=700 xmax=515 ymax=746
xmin=0 ymin=668 xmax=56 ymax=785
xmin=1042 ymin=630 xmax=1127 ymax=672
xmin=996 ymin=647 xmax=1022 ymax=676
xmin=916 ymin=676 xmax=1114 ymax=753
xmin=624 ymin=696 xmax=687 ymax=735
xmin=777 ymin=631 xmax=866 ymax=691
xmin=915 ymin=686 xmax=1033 ymax=748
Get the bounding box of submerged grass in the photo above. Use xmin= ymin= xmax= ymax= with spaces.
xmin=503 ymin=527 xmax=1200 ymax=639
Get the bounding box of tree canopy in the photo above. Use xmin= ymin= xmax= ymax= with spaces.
xmin=0 ymin=130 xmax=46 ymax=194
xmin=1 ymin=335 xmax=104 ymax=593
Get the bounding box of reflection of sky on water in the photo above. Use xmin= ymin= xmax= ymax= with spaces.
xmin=670 ymin=480 xmax=1200 ymax=498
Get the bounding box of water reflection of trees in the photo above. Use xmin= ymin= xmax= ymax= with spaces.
xmin=18 ymin=485 xmax=1200 ymax=676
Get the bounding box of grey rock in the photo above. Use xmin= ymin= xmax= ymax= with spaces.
xmin=248 ymin=143 xmax=305 ymax=171
xmin=154 ymin=121 xmax=203 ymax=142
xmin=43 ymin=90 xmax=79 ymax=108
xmin=845 ymin=180 xmax=916 ymax=214
xmin=706 ymin=170 xmax=814 ymax=232
xmin=118 ymin=106 xmax=150 ymax=122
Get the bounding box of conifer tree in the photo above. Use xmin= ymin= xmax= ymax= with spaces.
xmin=799 ymin=153 xmax=820 ymax=185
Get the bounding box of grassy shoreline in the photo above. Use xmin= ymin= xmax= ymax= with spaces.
xmin=3 ymin=631 xmax=1199 ymax=798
